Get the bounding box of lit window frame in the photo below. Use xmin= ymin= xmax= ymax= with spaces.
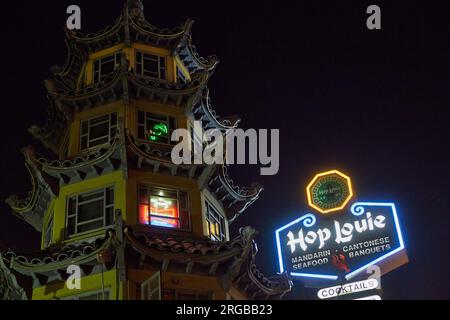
xmin=80 ymin=112 xmax=118 ymax=152
xmin=66 ymin=187 xmax=115 ymax=238
xmin=141 ymin=271 xmax=161 ymax=300
xmin=137 ymin=110 xmax=177 ymax=145
xmin=93 ymin=52 xmax=121 ymax=84
xmin=138 ymin=185 xmax=191 ymax=231
xmin=135 ymin=51 xmax=167 ymax=81
xmin=205 ymin=202 xmax=227 ymax=242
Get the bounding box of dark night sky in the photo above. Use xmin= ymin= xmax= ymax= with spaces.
xmin=0 ymin=0 xmax=449 ymax=299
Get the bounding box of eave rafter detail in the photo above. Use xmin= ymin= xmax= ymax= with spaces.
xmin=5 ymin=148 xmax=58 ymax=232
xmin=66 ymin=1 xmax=190 ymax=52
xmin=129 ymin=69 xmax=209 ymax=106
xmin=208 ymin=166 xmax=263 ymax=223
xmin=1 ymin=233 xmax=116 ymax=289
xmin=67 ymin=14 xmax=125 ymax=48
xmin=33 ymin=133 xmax=124 ymax=186
xmin=124 ymin=226 xmax=244 ymax=267
xmin=128 ymin=10 xmax=190 ymax=48
xmin=46 ymin=62 xmax=210 ymax=113
xmin=191 ymin=88 xmax=241 ymax=132
xmin=125 ymin=225 xmax=291 ymax=299
xmin=0 ymin=253 xmax=28 ymax=300
xmin=51 ymin=36 xmax=88 ymax=91
xmin=126 ymin=135 xmax=205 ymax=179
xmin=1 ymin=223 xmax=290 ymax=300
xmin=175 ymin=33 xmax=219 ymax=74
xmin=28 ymin=98 xmax=69 ymax=155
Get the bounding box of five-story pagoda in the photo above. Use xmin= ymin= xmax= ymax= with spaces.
xmin=0 ymin=0 xmax=291 ymax=300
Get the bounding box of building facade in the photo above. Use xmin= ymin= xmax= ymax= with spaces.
xmin=0 ymin=0 xmax=291 ymax=300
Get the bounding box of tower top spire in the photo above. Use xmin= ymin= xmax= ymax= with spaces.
xmin=127 ymin=0 xmax=144 ymax=18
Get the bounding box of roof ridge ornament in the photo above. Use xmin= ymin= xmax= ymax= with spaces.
xmin=127 ymin=0 xmax=144 ymax=18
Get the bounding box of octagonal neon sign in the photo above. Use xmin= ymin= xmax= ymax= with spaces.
xmin=306 ymin=170 xmax=353 ymax=214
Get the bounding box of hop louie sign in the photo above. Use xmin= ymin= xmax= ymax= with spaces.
xmin=275 ymin=170 xmax=407 ymax=281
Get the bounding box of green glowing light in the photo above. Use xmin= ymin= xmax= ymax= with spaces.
xmin=154 ymin=123 xmax=168 ymax=135
xmin=148 ymin=122 xmax=169 ymax=141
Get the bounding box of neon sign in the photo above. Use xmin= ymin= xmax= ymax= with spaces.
xmin=306 ymin=170 xmax=353 ymax=214
xmin=148 ymin=122 xmax=169 ymax=142
xmin=276 ymin=202 xmax=405 ymax=281
xmin=317 ymin=278 xmax=379 ymax=299
xmin=275 ymin=170 xmax=407 ymax=281
xmin=139 ymin=197 xmax=179 ymax=229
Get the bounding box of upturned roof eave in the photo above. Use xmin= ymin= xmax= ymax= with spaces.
xmin=5 ymin=148 xmax=57 ymax=232
xmin=191 ymin=88 xmax=242 ymax=132
xmin=45 ymin=69 xmax=210 ymax=113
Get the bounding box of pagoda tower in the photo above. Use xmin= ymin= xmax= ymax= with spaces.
xmin=0 ymin=0 xmax=291 ymax=300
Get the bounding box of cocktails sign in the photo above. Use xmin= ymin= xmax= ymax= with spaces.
xmin=275 ymin=170 xmax=406 ymax=281
xmin=317 ymin=278 xmax=379 ymax=299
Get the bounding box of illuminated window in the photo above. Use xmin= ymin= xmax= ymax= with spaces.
xmin=137 ymin=111 xmax=176 ymax=144
xmin=138 ymin=186 xmax=189 ymax=230
xmin=80 ymin=113 xmax=117 ymax=151
xmin=136 ymin=52 xmax=166 ymax=80
xmin=66 ymin=187 xmax=114 ymax=237
xmin=206 ymin=202 xmax=226 ymax=242
xmin=176 ymin=66 xmax=188 ymax=84
xmin=44 ymin=213 xmax=54 ymax=247
xmin=93 ymin=53 xmax=121 ymax=83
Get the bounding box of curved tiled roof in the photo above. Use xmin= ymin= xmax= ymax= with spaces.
xmin=125 ymin=225 xmax=246 ymax=256
xmin=35 ymin=135 xmax=120 ymax=171
xmin=47 ymin=63 xmax=210 ymax=112
xmin=28 ymin=98 xmax=69 ymax=155
xmin=2 ymin=235 xmax=111 ymax=267
xmin=0 ymin=253 xmax=28 ymax=300
xmin=220 ymin=165 xmax=263 ymax=199
xmin=208 ymin=166 xmax=264 ymax=223
xmin=127 ymin=135 xmax=173 ymax=162
xmin=53 ymin=0 xmax=217 ymax=92
xmin=128 ymin=11 xmax=189 ymax=41
xmin=241 ymin=244 xmax=292 ymax=299
xmin=48 ymin=66 xmax=123 ymax=102
xmin=68 ymin=14 xmax=125 ymax=44
xmin=129 ymin=69 xmax=209 ymax=97
xmin=192 ymin=88 xmax=241 ymax=131
xmin=176 ymin=33 xmax=219 ymax=74
xmin=126 ymin=225 xmax=291 ymax=299
xmin=1 ymin=225 xmax=291 ymax=300
xmin=51 ymin=37 xmax=87 ymax=90
xmin=5 ymin=148 xmax=57 ymax=232
xmin=67 ymin=2 xmax=190 ymax=50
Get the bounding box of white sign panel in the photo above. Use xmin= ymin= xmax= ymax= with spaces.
xmin=317 ymin=278 xmax=378 ymax=299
